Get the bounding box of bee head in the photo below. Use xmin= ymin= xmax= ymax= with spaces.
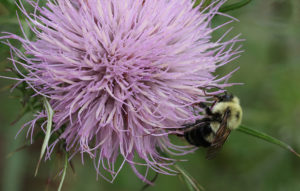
xmin=216 ymin=92 xmax=234 ymax=102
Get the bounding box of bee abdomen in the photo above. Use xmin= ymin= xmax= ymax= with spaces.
xmin=184 ymin=124 xmax=212 ymax=147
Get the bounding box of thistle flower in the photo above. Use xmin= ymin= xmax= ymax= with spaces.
xmin=1 ymin=0 xmax=241 ymax=183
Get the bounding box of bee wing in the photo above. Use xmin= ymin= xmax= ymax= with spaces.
xmin=206 ymin=108 xmax=231 ymax=160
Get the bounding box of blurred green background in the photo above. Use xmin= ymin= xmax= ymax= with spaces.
xmin=1 ymin=0 xmax=300 ymax=190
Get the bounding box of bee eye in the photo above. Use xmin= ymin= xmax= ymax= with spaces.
xmin=218 ymin=92 xmax=233 ymax=102
xmin=226 ymin=94 xmax=233 ymax=100
xmin=236 ymin=112 xmax=240 ymax=118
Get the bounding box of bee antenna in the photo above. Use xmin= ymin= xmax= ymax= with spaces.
xmin=200 ymin=85 xmax=224 ymax=97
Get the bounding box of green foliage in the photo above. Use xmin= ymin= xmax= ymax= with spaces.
xmin=35 ymin=98 xmax=54 ymax=176
xmin=0 ymin=0 xmax=17 ymax=15
xmin=58 ymin=153 xmax=68 ymax=191
xmin=219 ymin=0 xmax=253 ymax=12
xmin=237 ymin=125 xmax=300 ymax=158
xmin=193 ymin=0 xmax=252 ymax=12
xmin=174 ymin=164 xmax=205 ymax=191
xmin=193 ymin=0 xmax=212 ymax=9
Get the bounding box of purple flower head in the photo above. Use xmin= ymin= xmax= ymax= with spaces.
xmin=2 ymin=0 xmax=241 ymax=183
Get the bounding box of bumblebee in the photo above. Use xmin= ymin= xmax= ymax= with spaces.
xmin=183 ymin=92 xmax=242 ymax=159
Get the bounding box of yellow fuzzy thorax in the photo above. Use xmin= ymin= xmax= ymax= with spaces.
xmin=211 ymin=96 xmax=243 ymax=131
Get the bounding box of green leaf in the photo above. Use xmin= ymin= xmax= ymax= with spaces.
xmin=58 ymin=153 xmax=68 ymax=191
xmin=193 ymin=0 xmax=212 ymax=9
xmin=140 ymin=173 xmax=159 ymax=191
xmin=237 ymin=125 xmax=300 ymax=158
xmin=6 ymin=144 xmax=30 ymax=159
xmin=6 ymin=131 xmax=44 ymax=159
xmin=0 ymin=1 xmax=16 ymax=15
xmin=156 ymin=149 xmax=204 ymax=191
xmin=174 ymin=164 xmax=205 ymax=191
xmin=219 ymin=0 xmax=252 ymax=13
xmin=34 ymin=98 xmax=54 ymax=176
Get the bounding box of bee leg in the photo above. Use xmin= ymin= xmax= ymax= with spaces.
xmin=183 ymin=117 xmax=212 ymax=129
xmin=198 ymin=102 xmax=207 ymax=108
xmin=182 ymin=122 xmax=196 ymax=128
xmin=199 ymin=117 xmax=212 ymax=122
xmin=198 ymin=102 xmax=214 ymax=116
